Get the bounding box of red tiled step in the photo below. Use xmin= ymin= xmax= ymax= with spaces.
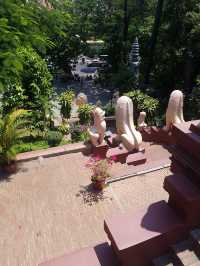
xmin=126 ymin=152 xmax=146 ymax=166
xmin=164 ymin=175 xmax=200 ymax=226
xmin=104 ymin=200 xmax=186 ymax=266
xmin=39 ymin=243 xmax=119 ymax=266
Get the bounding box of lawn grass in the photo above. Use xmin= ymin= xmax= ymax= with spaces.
xmin=14 ymin=138 xmax=71 ymax=154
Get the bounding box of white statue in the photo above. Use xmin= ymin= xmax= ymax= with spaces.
xmin=88 ymin=107 xmax=106 ymax=146
xmin=165 ymin=90 xmax=185 ymax=130
xmin=76 ymin=93 xmax=88 ymax=106
xmin=115 ymin=96 xmax=142 ymax=151
xmin=138 ymin=112 xmax=147 ymax=128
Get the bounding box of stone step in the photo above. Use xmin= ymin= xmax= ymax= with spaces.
xmin=163 ymin=174 xmax=200 ymax=226
xmin=152 ymin=253 xmax=178 ymax=266
xmin=104 ymin=200 xmax=186 ymax=266
xmin=172 ymin=121 xmax=200 ymax=162
xmin=171 ymin=147 xmax=200 ymax=183
xmin=172 ymin=239 xmax=199 ymax=266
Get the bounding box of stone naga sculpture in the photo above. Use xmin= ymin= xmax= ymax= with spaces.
xmin=165 ymin=90 xmax=185 ymax=130
xmin=88 ymin=107 xmax=106 ymax=146
xmin=115 ymin=96 xmax=142 ymax=151
xmin=138 ymin=111 xmax=147 ymax=128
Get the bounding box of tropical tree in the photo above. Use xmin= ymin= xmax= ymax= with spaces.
xmin=0 ymin=0 xmax=50 ymax=89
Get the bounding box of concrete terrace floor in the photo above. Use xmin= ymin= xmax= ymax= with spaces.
xmin=0 ymin=151 xmax=171 ymax=266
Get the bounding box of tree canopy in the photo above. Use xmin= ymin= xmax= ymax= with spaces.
xmin=0 ymin=0 xmax=200 ymax=118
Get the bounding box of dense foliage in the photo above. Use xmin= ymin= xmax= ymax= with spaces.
xmin=1 ymin=0 xmax=200 ymax=155
xmin=125 ymin=90 xmax=159 ymax=123
xmin=73 ymin=0 xmax=200 ymax=117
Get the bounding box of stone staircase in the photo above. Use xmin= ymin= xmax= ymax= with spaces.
xmin=153 ymin=229 xmax=200 ymax=266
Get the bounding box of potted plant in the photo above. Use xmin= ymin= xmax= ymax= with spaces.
xmin=0 ymin=109 xmax=29 ymax=174
xmin=78 ymin=103 xmax=94 ymax=125
xmin=59 ymin=90 xmax=75 ymax=121
xmin=86 ymin=156 xmax=115 ymax=190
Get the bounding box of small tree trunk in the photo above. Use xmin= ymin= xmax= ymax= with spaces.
xmin=123 ymin=0 xmax=129 ymax=63
xmin=123 ymin=0 xmax=128 ymax=42
xmin=144 ymin=0 xmax=164 ymax=85
xmin=184 ymin=51 xmax=194 ymax=93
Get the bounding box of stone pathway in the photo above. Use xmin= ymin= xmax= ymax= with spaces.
xmin=0 ymin=152 xmax=170 ymax=266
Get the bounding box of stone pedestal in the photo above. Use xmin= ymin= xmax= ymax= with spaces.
xmin=92 ymin=143 xmax=109 ymax=159
xmin=126 ymin=152 xmax=146 ymax=166
xmin=107 ymin=145 xmax=129 ymax=164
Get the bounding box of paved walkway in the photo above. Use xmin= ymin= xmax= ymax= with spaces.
xmin=0 ymin=152 xmax=170 ymax=266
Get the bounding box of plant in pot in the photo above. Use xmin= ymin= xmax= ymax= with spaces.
xmin=86 ymin=156 xmax=115 ymax=190
xmin=0 ymin=109 xmax=30 ymax=174
xmin=78 ymin=103 xmax=94 ymax=125
xmin=59 ymin=90 xmax=75 ymax=121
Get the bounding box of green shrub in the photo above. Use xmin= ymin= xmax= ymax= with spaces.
xmin=71 ymin=131 xmax=89 ymax=143
xmin=2 ymin=47 xmax=54 ymax=131
xmin=58 ymin=122 xmax=70 ymax=135
xmin=0 ymin=109 xmax=30 ymax=165
xmin=103 ymin=102 xmax=115 ymax=116
xmin=111 ymin=65 xmax=136 ymax=92
xmin=78 ymin=104 xmax=94 ymax=125
xmin=2 ymin=84 xmax=27 ymax=114
xmin=47 ymin=130 xmax=63 ymax=147
xmin=125 ymin=90 xmax=159 ymax=124
xmin=186 ymin=87 xmax=200 ymax=120
xmin=70 ymin=124 xmax=89 ymax=143
xmin=59 ymin=90 xmax=75 ymax=119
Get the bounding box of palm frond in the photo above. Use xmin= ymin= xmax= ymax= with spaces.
xmin=0 ymin=109 xmax=30 ymax=164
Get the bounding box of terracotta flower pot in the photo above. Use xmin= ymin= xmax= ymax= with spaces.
xmin=92 ymin=179 xmax=106 ymax=190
